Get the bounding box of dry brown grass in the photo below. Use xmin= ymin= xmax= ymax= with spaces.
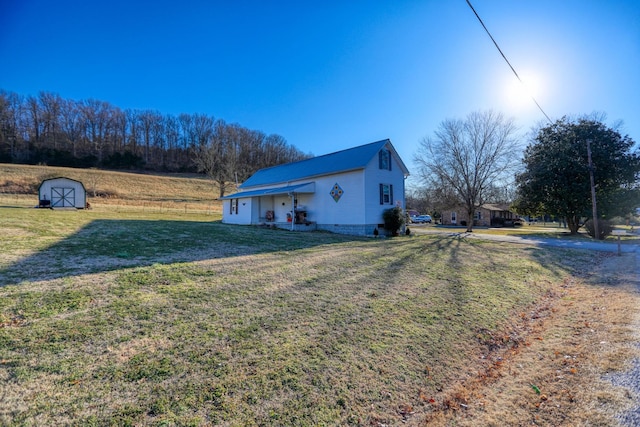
xmin=422 ymin=252 xmax=640 ymax=426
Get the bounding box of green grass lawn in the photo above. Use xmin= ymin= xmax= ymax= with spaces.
xmin=0 ymin=206 xmax=602 ymax=425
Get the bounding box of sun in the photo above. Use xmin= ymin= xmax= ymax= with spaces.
xmin=504 ymin=71 xmax=544 ymax=109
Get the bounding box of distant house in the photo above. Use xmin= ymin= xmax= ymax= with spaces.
xmin=441 ymin=203 xmax=519 ymax=227
xmin=38 ymin=177 xmax=87 ymax=209
xmin=219 ymin=139 xmax=410 ymax=236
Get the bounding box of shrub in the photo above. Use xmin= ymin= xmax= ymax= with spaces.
xmin=584 ymin=218 xmax=613 ymax=240
xmin=382 ymin=207 xmax=405 ymax=236
xmin=609 ymin=216 xmax=638 ymax=226
xmin=491 ymin=217 xmax=505 ymax=227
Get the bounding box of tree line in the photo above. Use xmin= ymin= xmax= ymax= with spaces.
xmin=0 ymin=90 xmax=310 ymax=194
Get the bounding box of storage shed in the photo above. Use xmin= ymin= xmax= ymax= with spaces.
xmin=38 ymin=177 xmax=87 ymax=209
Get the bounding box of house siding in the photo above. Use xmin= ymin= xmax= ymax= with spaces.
xmin=441 ymin=209 xmax=485 ymax=226
xmin=222 ymin=197 xmax=253 ymax=225
xmin=364 ymin=153 xmax=406 ymax=226
xmin=441 ymin=205 xmax=517 ymax=227
xmin=313 ymin=170 xmax=365 ymax=225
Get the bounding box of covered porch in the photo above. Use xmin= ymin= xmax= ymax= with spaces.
xmin=220 ymin=182 xmax=317 ymax=231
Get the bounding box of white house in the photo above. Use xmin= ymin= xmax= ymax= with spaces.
xmin=38 ymin=177 xmax=87 ymax=209
xmin=219 ymin=139 xmax=410 ymax=236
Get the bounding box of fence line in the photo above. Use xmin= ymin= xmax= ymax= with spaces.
xmin=114 ymin=200 xmax=220 ymax=215
xmin=0 ymin=194 xmax=222 ymax=216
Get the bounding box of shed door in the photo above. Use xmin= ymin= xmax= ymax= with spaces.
xmin=51 ymin=187 xmax=75 ymax=207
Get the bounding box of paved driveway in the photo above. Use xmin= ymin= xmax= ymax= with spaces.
xmin=411 ymin=227 xmax=639 ymax=254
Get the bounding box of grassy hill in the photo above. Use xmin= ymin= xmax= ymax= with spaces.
xmin=0 ymin=163 xmax=222 ymax=213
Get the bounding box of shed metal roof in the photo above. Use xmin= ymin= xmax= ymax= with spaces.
xmin=239 ymin=139 xmax=409 ymax=189
xmin=37 ymin=177 xmax=86 ymax=191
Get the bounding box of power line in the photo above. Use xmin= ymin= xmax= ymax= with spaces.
xmin=465 ymin=0 xmax=552 ymax=124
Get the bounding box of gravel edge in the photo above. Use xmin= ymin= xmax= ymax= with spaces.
xmin=603 ymin=249 xmax=640 ymax=427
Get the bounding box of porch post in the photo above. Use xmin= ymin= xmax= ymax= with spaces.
xmin=290 ymin=193 xmax=295 ymax=231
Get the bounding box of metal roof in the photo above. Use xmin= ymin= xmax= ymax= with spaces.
xmin=239 ymin=139 xmax=409 ymax=189
xmin=37 ymin=177 xmax=86 ymax=191
xmin=218 ymin=182 xmax=315 ymax=200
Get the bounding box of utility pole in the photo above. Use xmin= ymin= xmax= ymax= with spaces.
xmin=586 ymin=139 xmax=599 ymax=239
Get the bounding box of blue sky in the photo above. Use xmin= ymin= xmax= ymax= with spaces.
xmin=2 ymin=1 xmax=639 ymax=186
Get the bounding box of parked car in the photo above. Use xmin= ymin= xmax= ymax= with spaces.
xmin=412 ymin=214 xmax=432 ymax=224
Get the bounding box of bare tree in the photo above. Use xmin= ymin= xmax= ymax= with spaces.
xmin=192 ymin=118 xmax=229 ymax=198
xmin=26 ymin=95 xmax=43 ymax=146
xmin=38 ymin=92 xmax=62 ymax=149
xmin=125 ymin=109 xmax=141 ymax=156
xmin=414 ymin=111 xmax=520 ymax=232
xmin=109 ymin=107 xmax=127 ymax=155
xmin=407 ymin=180 xmax=461 ymax=220
xmin=0 ymin=91 xmax=26 ymax=160
xmin=80 ymin=99 xmax=114 ymax=162
xmin=138 ymin=110 xmax=158 ymax=165
xmin=230 ymin=125 xmax=265 ymax=182
xmin=163 ymin=114 xmax=180 ymax=169
xmin=59 ymin=98 xmax=82 ymax=157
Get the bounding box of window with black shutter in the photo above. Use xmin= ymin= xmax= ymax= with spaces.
xmin=379 ymin=184 xmax=392 ymax=205
xmin=379 ymin=149 xmax=391 ymax=171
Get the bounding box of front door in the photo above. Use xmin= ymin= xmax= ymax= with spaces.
xmin=51 ymin=187 xmax=75 ymax=207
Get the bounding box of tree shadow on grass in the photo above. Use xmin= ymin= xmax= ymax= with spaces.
xmin=425 ymin=231 xmax=595 ymax=283
xmin=0 ymin=219 xmax=361 ymax=287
